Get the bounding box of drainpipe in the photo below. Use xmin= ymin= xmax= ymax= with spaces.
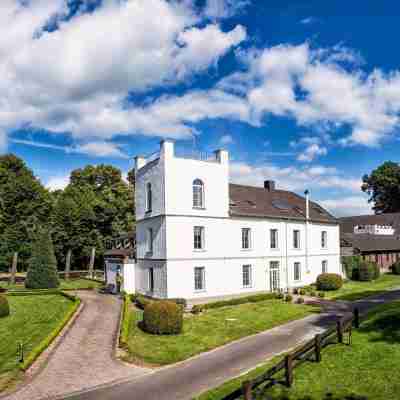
xmin=285 ymin=219 xmax=289 ymax=293
xmin=305 ymin=190 xmax=310 ymax=275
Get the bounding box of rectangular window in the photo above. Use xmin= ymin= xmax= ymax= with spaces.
xmin=321 ymin=231 xmax=327 ymax=248
xmin=242 ymin=265 xmax=252 ymax=288
xmin=294 ymin=262 xmax=301 ymax=281
xmin=148 ymin=268 xmax=154 ymax=292
xmin=194 ymin=267 xmax=205 ymax=291
xmin=242 ymin=228 xmax=251 ymax=249
xmin=147 ymin=228 xmax=153 ymax=253
xmin=146 ymin=183 xmax=152 ymax=212
xmin=293 ymin=230 xmax=300 ymax=249
xmin=322 ymin=260 xmax=328 ymax=274
xmin=194 ymin=226 xmax=205 ymax=250
xmin=270 ymin=229 xmax=278 ymax=249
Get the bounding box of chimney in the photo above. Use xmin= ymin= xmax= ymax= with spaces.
xmin=264 ymin=180 xmax=275 ymax=192
xmin=304 ymin=189 xmax=310 ymax=220
xmin=134 ymin=155 xmax=146 ymax=173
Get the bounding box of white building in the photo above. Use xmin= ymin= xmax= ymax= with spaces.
xmin=108 ymin=140 xmax=341 ymax=299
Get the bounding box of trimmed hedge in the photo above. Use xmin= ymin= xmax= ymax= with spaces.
xmin=143 ymin=301 xmax=183 ymax=335
xmin=20 ymin=296 xmax=81 ymax=371
xmin=131 ymin=294 xmax=187 ymax=310
xmin=390 ymin=261 xmax=400 ymax=275
xmin=201 ymin=293 xmax=277 ymax=310
xmin=316 ymin=273 xmax=343 ymax=291
xmin=119 ymin=294 xmax=131 ymax=348
xmin=342 ymin=255 xmax=363 ymax=280
xmin=358 ymin=261 xmax=380 ymax=281
xmin=0 ymin=295 xmax=10 ymax=317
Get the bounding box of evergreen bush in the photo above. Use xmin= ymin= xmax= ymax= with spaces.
xmin=143 ymin=301 xmax=183 ymax=335
xmin=316 ymin=273 xmax=343 ymax=291
xmin=0 ymin=295 xmax=10 ymax=318
xmin=25 ymin=228 xmax=59 ymax=289
xmin=358 ymin=261 xmax=379 ymax=281
xmin=391 ymin=261 xmax=400 ymax=275
xmin=342 ymin=256 xmax=363 ymax=280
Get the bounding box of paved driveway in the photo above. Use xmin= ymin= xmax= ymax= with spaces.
xmin=3 ymin=291 xmax=150 ymax=400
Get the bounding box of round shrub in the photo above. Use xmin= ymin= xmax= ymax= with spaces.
xmin=0 ymin=295 xmax=10 ymax=318
xmin=318 ymin=292 xmax=326 ymax=298
xmin=391 ymin=261 xmax=400 ymax=275
xmin=296 ymin=297 xmax=305 ymax=304
xmin=191 ymin=304 xmax=203 ymax=314
xmin=310 ymin=290 xmax=317 ymax=297
xmin=299 ymin=289 xmax=306 ymax=296
xmin=316 ymin=273 xmax=343 ymax=291
xmin=276 ymin=292 xmax=285 ymax=300
xmin=285 ymin=294 xmax=293 ymax=303
xmin=358 ymin=261 xmax=379 ymax=281
xmin=143 ymin=301 xmax=183 ymax=335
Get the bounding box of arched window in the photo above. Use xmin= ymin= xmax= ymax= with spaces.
xmin=193 ymin=179 xmax=204 ymax=208
xmin=146 ymin=182 xmax=152 ymax=212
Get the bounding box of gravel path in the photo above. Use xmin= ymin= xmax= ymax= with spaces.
xmin=3 ymin=291 xmax=150 ymax=400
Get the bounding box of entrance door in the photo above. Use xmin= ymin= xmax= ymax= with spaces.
xmin=269 ymin=262 xmax=280 ymax=292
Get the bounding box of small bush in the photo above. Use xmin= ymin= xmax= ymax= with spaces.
xmin=191 ymin=304 xmax=203 ymax=314
xmin=135 ymin=294 xmax=153 ymax=310
xmin=358 ymin=261 xmax=379 ymax=281
xmin=318 ymin=292 xmax=326 ymax=298
xmin=310 ymin=291 xmax=317 ymax=297
xmin=299 ymin=289 xmax=306 ymax=296
xmin=292 ymin=288 xmax=299 ymax=295
xmin=316 ymin=273 xmax=343 ymax=291
xmin=202 ymin=293 xmax=276 ymax=310
xmin=343 ymin=256 xmax=363 ymax=280
xmin=276 ymin=292 xmax=285 ymax=300
xmin=0 ymin=295 xmax=10 ymax=318
xmin=143 ymin=301 xmax=183 ymax=335
xmin=391 ymin=261 xmax=400 ymax=275
xmin=296 ymin=297 xmax=305 ymax=304
xmin=285 ymin=294 xmax=293 ymax=302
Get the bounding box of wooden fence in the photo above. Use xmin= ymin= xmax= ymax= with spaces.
xmin=222 ymin=308 xmax=360 ymax=400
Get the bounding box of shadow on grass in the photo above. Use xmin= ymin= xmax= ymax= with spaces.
xmin=258 ymin=388 xmax=368 ymax=400
xmin=332 ymin=290 xmax=384 ymax=302
xmin=360 ymin=312 xmax=400 ymax=344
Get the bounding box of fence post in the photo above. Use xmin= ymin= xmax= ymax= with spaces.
xmin=285 ymin=354 xmax=294 ymax=387
xmin=353 ymin=307 xmax=360 ymax=328
xmin=337 ymin=319 xmax=343 ymax=344
xmin=314 ymin=333 xmax=322 ymax=362
xmin=10 ymin=252 xmax=18 ymax=285
xmin=242 ymin=380 xmax=253 ymax=400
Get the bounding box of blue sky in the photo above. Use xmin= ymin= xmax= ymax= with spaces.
xmin=2 ymin=0 xmax=400 ymax=216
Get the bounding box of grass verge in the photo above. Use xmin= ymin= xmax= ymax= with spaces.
xmin=195 ymin=300 xmax=400 ymax=400
xmin=0 ymin=278 xmax=102 ymax=292
xmin=123 ymin=299 xmax=317 ymax=366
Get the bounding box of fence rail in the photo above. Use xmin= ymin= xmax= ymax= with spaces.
xmin=222 ymin=310 xmax=358 ymax=400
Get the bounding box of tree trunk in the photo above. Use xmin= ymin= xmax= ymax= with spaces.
xmin=65 ymin=249 xmax=72 ymax=280
xmin=10 ymin=252 xmax=18 ymax=285
xmin=89 ymin=247 xmax=95 ymax=278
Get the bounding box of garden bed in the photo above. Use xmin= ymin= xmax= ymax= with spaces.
xmin=121 ymin=299 xmax=318 ymax=366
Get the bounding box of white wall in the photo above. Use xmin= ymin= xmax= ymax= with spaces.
xmin=136 ymin=216 xmax=166 ymax=259
xmin=122 ymin=262 xmax=136 ymax=294
xmin=135 ymin=260 xmax=168 ymax=298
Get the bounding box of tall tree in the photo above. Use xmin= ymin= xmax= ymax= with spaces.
xmin=52 ymin=165 xmax=135 ymax=270
xmin=0 ymin=154 xmax=52 ymax=271
xmin=362 ymin=161 xmax=400 ymax=214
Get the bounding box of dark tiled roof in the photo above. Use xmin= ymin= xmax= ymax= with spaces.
xmin=342 ymin=233 xmax=400 ymax=252
xmin=104 ymin=248 xmax=134 ymax=258
xmin=340 ymin=213 xmax=400 ymax=235
xmin=229 ymin=184 xmax=337 ymax=223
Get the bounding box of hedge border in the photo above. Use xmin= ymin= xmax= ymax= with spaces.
xmin=201 ymin=292 xmax=277 ymax=310
xmin=119 ymin=294 xmax=131 ymax=349
xmin=17 ymin=294 xmax=81 ymax=371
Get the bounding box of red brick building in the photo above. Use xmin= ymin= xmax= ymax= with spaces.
xmin=340 ymin=213 xmax=400 ymax=271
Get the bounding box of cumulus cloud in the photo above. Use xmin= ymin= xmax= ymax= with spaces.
xmin=1 ymin=0 xmax=246 ymax=142
xmin=0 ymin=131 xmax=7 ymax=154
xmin=204 ymin=0 xmax=250 ymax=19
xmin=46 ymin=175 xmax=70 ymax=191
xmin=219 ymin=134 xmax=235 ymax=145
xmin=319 ymin=196 xmax=373 ymax=217
xmin=297 ymin=143 xmax=327 ymax=162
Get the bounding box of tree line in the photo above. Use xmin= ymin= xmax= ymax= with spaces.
xmin=0 ymin=154 xmax=135 ymax=273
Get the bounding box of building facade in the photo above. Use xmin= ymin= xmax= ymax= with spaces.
xmin=129 ymin=140 xmax=341 ymax=300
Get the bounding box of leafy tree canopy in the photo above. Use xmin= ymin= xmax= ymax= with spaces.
xmin=362 ymin=161 xmax=400 ymax=214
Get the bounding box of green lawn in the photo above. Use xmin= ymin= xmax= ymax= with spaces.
xmin=123 ymin=300 xmax=317 ymax=366
xmin=323 ymin=273 xmax=400 ymax=301
xmin=0 ymin=278 xmax=102 ymax=291
xmin=0 ymin=294 xmax=75 ymax=392
xmin=196 ymin=300 xmax=400 ymax=400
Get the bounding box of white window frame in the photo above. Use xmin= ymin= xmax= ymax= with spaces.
xmin=193 ymin=226 xmax=205 ymax=250
xmin=148 ymin=267 xmax=154 ymax=292
xmin=146 ymin=182 xmax=152 ymax=212
xmin=242 ymin=265 xmax=252 ymax=288
xmin=322 ymin=260 xmax=328 ymax=274
xmin=147 ymin=228 xmax=153 ymax=254
xmin=293 ymin=230 xmax=301 ymax=249
xmin=321 ymin=231 xmax=327 ymax=249
xmin=193 ymin=179 xmax=205 ymax=209
xmin=194 ymin=267 xmax=206 ymax=292
xmin=293 ymin=262 xmax=301 ymax=281
xmin=270 ymin=229 xmax=278 ymax=249
xmin=242 ymin=228 xmax=251 ymax=250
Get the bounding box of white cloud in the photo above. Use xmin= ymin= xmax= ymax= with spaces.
xmin=219 ymin=134 xmax=235 ymax=145
xmin=1 ymin=0 xmax=246 ymax=142
xmin=297 ymin=143 xmax=327 ymax=162
xmin=229 ymin=161 xmax=362 ymax=193
xmin=11 ymin=138 xmax=128 ymax=158
xmin=300 ymin=17 xmax=317 ymax=25
xmin=0 ymin=130 xmax=7 ymax=154
xmin=319 ymin=196 xmax=373 ymax=217
xmin=204 ymin=0 xmax=250 ymax=19
xmin=46 ymin=175 xmax=69 ymax=191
